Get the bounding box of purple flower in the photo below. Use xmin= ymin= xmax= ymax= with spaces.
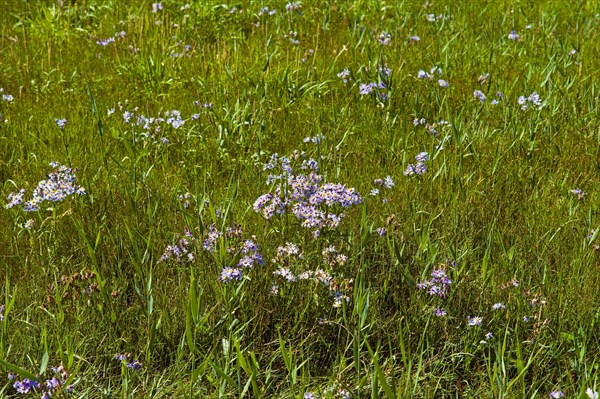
xmin=55 ymin=118 xmax=67 ymax=129
xmin=376 ymin=227 xmax=387 ymax=236
xmin=434 ymin=307 xmax=447 ymax=317
xmin=438 ymin=79 xmax=449 ymax=87
xmin=377 ymin=31 xmax=391 ymax=45
xmin=126 ymin=360 xmax=143 ymax=371
xmin=508 ymin=30 xmax=519 ymax=41
xmin=492 ymin=302 xmax=505 ymax=310
xmin=473 ymin=90 xmax=486 ymax=102
xmin=549 ymin=391 xmax=564 ymax=398
xmin=220 ymin=267 xmax=242 ymax=282
xmin=468 ymin=316 xmax=483 ymax=326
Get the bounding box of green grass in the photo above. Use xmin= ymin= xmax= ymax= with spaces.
xmin=1 ymin=0 xmax=600 ymax=397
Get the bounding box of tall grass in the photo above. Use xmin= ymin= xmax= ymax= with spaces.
xmin=1 ymin=0 xmax=600 ymax=397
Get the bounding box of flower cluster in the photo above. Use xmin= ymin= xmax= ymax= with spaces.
xmin=1 ymin=88 xmax=13 ymax=102
xmin=570 ymin=188 xmax=587 ymax=200
xmin=467 ymin=316 xmax=483 ymax=326
xmin=254 ymin=151 xmax=362 ymax=237
xmin=114 ymin=353 xmax=143 ymax=371
xmin=337 ymin=69 xmax=351 ymax=84
xmin=5 ymin=162 xmax=85 ymax=213
xmin=359 ymin=81 xmax=388 ymax=100
xmin=10 ymin=365 xmax=72 ymax=397
xmin=159 ymin=227 xmax=196 ymax=264
xmin=417 ymin=66 xmax=443 ymax=80
xmin=404 ymin=152 xmax=429 ymax=176
xmin=116 ymin=102 xmax=199 ymax=145
xmin=518 ymin=91 xmax=542 ymax=111
xmin=96 ymin=30 xmax=126 ymax=46
xmin=258 ymin=7 xmax=277 ymax=16
xmin=417 ymin=267 xmax=452 ymax=298
xmin=377 ymin=31 xmax=391 ymax=45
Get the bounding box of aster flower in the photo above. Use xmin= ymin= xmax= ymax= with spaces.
xmin=508 ymin=30 xmax=519 ymax=41
xmin=587 ymin=388 xmax=599 ymax=399
xmin=438 ymin=79 xmax=449 ymax=87
xmin=468 ymin=316 xmax=483 ymax=326
xmin=473 ymin=90 xmax=487 ymax=102
xmin=549 ymin=391 xmax=564 ymax=398
xmin=55 ymin=118 xmax=67 ymax=129
xmin=377 ymin=31 xmax=391 ymax=45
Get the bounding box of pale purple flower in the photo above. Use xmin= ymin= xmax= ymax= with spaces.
xmin=434 ymin=307 xmax=446 ymax=317
xmin=55 ymin=118 xmax=67 ymax=129
xmin=438 ymin=79 xmax=449 ymax=88
xmin=508 ymin=30 xmax=519 ymax=41
xmin=377 ymin=31 xmax=391 ymax=45
xmin=473 ymin=90 xmax=486 ymax=102
xmin=587 ymin=388 xmax=599 ymax=399
xmin=549 ymin=391 xmax=564 ymax=398
xmin=468 ymin=316 xmax=483 ymax=326
xmin=221 ymin=267 xmax=242 ymax=282
xmin=492 ymin=302 xmax=505 ymax=310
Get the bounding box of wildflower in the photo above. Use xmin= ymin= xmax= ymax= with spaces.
xmin=473 ymin=90 xmax=486 ymax=102
xmin=438 ymin=79 xmax=449 ymax=87
xmin=333 ymin=292 xmax=349 ymax=308
xmin=434 ymin=307 xmax=447 ymax=317
xmin=569 ymin=49 xmax=577 ymax=55
xmin=549 ymin=391 xmax=564 ymax=398
xmin=508 ymin=30 xmax=519 ymax=40
xmin=376 ymin=227 xmax=387 ymax=236
xmin=286 ymin=1 xmax=302 ymax=11
xmin=587 ymin=388 xmax=599 ymax=399
xmin=5 ymin=188 xmax=25 ymax=209
xmin=304 ymin=392 xmax=318 ymax=399
xmin=370 ymin=189 xmax=379 ymax=196
xmin=468 ymin=316 xmax=483 ymax=326
xmin=22 ymin=219 xmax=34 ymax=229
xmin=570 ymin=188 xmax=586 ymax=199
xmin=55 ymin=118 xmax=67 ymax=129
xmin=382 ymin=176 xmax=394 ymax=189
xmin=485 ymin=332 xmax=493 ymax=340
xmin=2 ymin=94 xmax=14 ymax=102
xmin=417 ymin=268 xmax=452 ymax=297
xmin=523 ymin=316 xmax=530 ymax=322
xmin=220 ymin=267 xmax=242 ymax=282
xmin=96 ymin=36 xmax=115 ymax=46
xmin=409 ymin=35 xmax=420 ymax=41
xmin=126 ymin=360 xmax=143 ymax=371
xmin=492 ymin=302 xmax=505 ymax=310
xmin=519 ymin=91 xmax=542 ymax=110
xmin=258 ymin=7 xmax=276 ymax=16
xmin=359 ymin=83 xmax=374 ymax=95
xmin=415 ymin=152 xmax=429 ymax=162
xmin=337 ymin=68 xmax=350 ymax=83
xmin=378 ymin=31 xmax=391 ymax=45
xmin=417 ymin=70 xmax=429 ymax=79
xmin=152 ymin=2 xmax=163 ymax=12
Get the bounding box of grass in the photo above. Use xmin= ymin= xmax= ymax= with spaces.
xmin=1 ymin=0 xmax=600 ymax=397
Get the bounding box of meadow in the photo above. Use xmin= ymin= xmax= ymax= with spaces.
xmin=1 ymin=0 xmax=600 ymax=397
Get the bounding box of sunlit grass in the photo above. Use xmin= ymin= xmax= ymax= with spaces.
xmin=1 ymin=1 xmax=600 ymax=398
